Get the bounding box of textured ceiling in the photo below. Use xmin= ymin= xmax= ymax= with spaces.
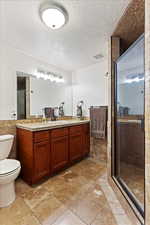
xmin=1 ymin=0 xmax=131 ymax=71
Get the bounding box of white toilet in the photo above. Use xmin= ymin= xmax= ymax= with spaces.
xmin=0 ymin=135 xmax=21 ymax=207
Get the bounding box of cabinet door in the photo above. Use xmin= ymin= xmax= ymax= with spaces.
xmin=83 ymin=133 xmax=90 ymax=156
xmin=33 ymin=141 xmax=50 ymax=183
xmin=82 ymin=124 xmax=90 ymax=156
xmin=51 ymin=136 xmax=69 ymax=172
xmin=69 ymin=134 xmax=83 ymax=162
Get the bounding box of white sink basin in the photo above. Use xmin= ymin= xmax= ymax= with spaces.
xmin=47 ymin=120 xmax=69 ymax=124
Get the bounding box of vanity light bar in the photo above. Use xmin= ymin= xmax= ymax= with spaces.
xmin=16 ymin=71 xmax=65 ymax=83
xmin=36 ymin=69 xmax=65 ymax=83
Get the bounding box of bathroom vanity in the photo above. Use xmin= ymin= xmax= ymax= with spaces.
xmin=16 ymin=120 xmax=90 ymax=185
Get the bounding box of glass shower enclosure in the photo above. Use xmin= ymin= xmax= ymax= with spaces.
xmin=113 ymin=35 xmax=145 ymax=216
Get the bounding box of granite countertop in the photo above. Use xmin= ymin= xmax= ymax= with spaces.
xmin=16 ymin=119 xmax=90 ymax=131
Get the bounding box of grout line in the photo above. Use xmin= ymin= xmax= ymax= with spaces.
xmin=42 ymin=205 xmax=68 ymax=225
xmin=21 ymin=196 xmax=42 ymax=225
xmin=50 ymin=209 xmax=87 ymax=225
xmin=68 ymin=210 xmax=88 ymax=225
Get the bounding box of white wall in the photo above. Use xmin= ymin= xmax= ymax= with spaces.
xmin=30 ymin=77 xmax=72 ymax=116
xmin=0 ymin=43 xmax=72 ymax=120
xmin=72 ymin=61 xmax=108 ymax=117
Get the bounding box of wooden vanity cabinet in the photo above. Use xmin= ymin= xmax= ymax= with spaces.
xmin=51 ymin=128 xmax=69 ymax=173
xmin=33 ymin=141 xmax=50 ymax=183
xmin=17 ymin=122 xmax=90 ymax=185
xmin=17 ymin=129 xmax=50 ymax=185
xmin=69 ymin=125 xmax=83 ymax=162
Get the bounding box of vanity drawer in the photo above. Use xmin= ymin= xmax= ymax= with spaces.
xmin=69 ymin=125 xmax=82 ymax=135
xmin=34 ymin=131 xmax=49 ymax=143
xmin=51 ymin=127 xmax=68 ymax=138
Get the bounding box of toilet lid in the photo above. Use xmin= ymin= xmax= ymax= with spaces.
xmin=0 ymin=159 xmax=21 ymax=176
xmin=0 ymin=135 xmax=14 ymax=142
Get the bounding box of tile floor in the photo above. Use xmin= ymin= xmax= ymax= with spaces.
xmin=0 ymin=158 xmax=139 ymax=225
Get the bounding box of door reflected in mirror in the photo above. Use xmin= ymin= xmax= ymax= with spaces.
xmin=17 ymin=76 xmax=30 ymax=120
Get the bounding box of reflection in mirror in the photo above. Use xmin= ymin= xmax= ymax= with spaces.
xmin=0 ymin=37 xmax=73 ymax=121
xmin=17 ymin=76 xmax=30 ymax=120
xmin=0 ymin=68 xmax=73 ymax=120
xmin=15 ymin=71 xmax=73 ymax=120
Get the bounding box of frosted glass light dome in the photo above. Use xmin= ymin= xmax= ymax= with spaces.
xmin=40 ymin=4 xmax=68 ymax=30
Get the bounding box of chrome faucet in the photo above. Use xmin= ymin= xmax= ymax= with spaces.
xmin=42 ymin=108 xmax=47 ymax=122
xmin=77 ymin=100 xmax=84 ymax=118
xmin=59 ymin=102 xmax=65 ymax=117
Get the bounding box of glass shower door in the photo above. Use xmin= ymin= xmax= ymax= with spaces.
xmin=114 ymin=35 xmax=145 ymax=215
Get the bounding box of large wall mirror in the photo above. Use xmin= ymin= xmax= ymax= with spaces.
xmin=0 ymin=32 xmax=73 ymax=121
xmin=15 ymin=71 xmax=73 ymax=120
xmin=0 ymin=43 xmax=73 ymax=121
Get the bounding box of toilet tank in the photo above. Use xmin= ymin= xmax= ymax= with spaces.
xmin=0 ymin=135 xmax=14 ymax=160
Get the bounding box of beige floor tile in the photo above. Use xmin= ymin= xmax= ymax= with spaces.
xmin=0 ymin=158 xmax=135 ymax=225
xmin=23 ymin=185 xmax=51 ymax=209
xmin=99 ymin=175 xmax=133 ymax=225
xmin=70 ymin=159 xmax=106 ymax=181
xmin=31 ymin=195 xmax=67 ymax=225
xmin=113 ymin=214 xmax=133 ymax=225
xmin=54 ymin=184 xmax=81 ymax=205
xmin=0 ymin=197 xmax=39 ymax=225
xmin=16 ymin=179 xmax=33 ymax=197
xmin=60 ymin=169 xmax=89 ymax=188
xmin=43 ymin=176 xmax=68 ymax=194
xmin=91 ymin=205 xmax=117 ymax=225
xmin=52 ymin=210 xmax=86 ymax=225
xmin=43 ymin=173 xmax=86 ymax=205
xmin=19 ymin=214 xmax=41 ymax=225
xmin=70 ymin=184 xmax=109 ymax=224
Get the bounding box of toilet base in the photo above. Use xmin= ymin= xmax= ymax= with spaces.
xmin=0 ymin=181 xmax=16 ymax=207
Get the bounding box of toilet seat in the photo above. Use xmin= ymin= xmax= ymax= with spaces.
xmin=0 ymin=159 xmax=21 ymax=177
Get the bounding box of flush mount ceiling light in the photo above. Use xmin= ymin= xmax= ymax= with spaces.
xmin=40 ymin=3 xmax=68 ymax=30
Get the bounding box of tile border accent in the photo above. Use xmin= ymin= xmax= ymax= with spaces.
xmin=99 ymin=174 xmax=137 ymax=225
